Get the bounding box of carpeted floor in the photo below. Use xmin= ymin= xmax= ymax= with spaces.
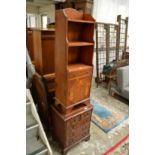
xmin=48 ymin=79 xmax=129 ymax=155
xmin=91 ymin=98 xmax=128 ymax=133
xmin=104 ymin=135 xmax=129 ymax=155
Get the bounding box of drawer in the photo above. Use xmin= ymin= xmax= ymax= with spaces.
xmin=50 ymin=104 xmax=92 ymax=148
xmin=66 ymin=106 xmax=92 ymax=146
xmin=68 ymin=67 xmax=92 ymax=79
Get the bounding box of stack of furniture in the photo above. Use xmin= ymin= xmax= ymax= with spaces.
xmin=50 ymin=8 xmax=95 ymax=154
xmin=55 ymin=0 xmax=94 ymax=14
xmin=74 ymin=0 xmax=94 ymax=14
xmin=30 ymin=28 xmax=56 ymax=129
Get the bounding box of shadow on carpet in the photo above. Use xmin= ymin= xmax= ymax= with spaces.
xmin=91 ymin=98 xmax=128 ymax=133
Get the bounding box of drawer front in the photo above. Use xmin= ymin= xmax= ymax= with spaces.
xmin=66 ymin=107 xmax=92 ymax=147
xmin=68 ymin=68 xmax=93 ymax=79
xmin=67 ymin=75 xmax=92 ymax=105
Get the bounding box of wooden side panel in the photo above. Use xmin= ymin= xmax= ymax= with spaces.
xmin=33 ymin=30 xmax=43 ymax=74
xmin=55 ymin=10 xmax=68 ymax=104
xmin=33 ymin=29 xmax=55 ymax=75
xmin=50 ymin=105 xmax=66 ymax=148
xmin=42 ymin=31 xmax=55 ymax=74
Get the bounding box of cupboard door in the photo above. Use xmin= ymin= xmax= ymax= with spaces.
xmin=67 ymin=75 xmax=92 ymax=105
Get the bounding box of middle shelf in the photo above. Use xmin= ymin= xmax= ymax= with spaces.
xmin=68 ymin=46 xmax=94 ymax=65
xmin=68 ymin=41 xmax=94 ymax=47
xmin=68 ymin=63 xmax=92 ymax=73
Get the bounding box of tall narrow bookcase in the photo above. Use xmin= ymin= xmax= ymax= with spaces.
xmin=50 ymin=8 xmax=95 ymax=154
xmin=55 ymin=8 xmax=95 ymax=113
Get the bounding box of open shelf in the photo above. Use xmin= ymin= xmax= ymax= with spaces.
xmin=55 ymin=8 xmax=95 ymax=106
xmin=67 ymin=22 xmax=94 ymax=43
xmin=68 ymin=19 xmax=94 ymax=24
xmin=68 ymin=46 xmax=93 ymax=66
xmin=68 ymin=42 xmax=94 ymax=47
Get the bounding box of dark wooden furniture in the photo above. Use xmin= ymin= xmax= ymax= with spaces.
xmin=32 ymin=72 xmax=55 ymax=129
xmin=32 ymin=28 xmax=55 ymax=75
xmin=50 ymin=104 xmax=93 ymax=154
xmin=51 ymin=8 xmax=95 ymax=154
xmin=29 ymin=28 xmax=56 ymax=130
xmin=55 ymin=0 xmax=94 ymax=14
xmin=74 ymin=0 xmax=94 ymax=14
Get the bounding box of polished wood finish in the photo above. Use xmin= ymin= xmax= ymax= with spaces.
xmin=55 ymin=8 xmax=95 ymax=109
xmin=32 ymin=28 xmax=55 ymax=75
xmin=50 ymin=104 xmax=93 ymax=154
xmin=53 ymin=8 xmax=95 ymax=153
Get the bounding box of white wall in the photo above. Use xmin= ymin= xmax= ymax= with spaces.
xmin=26 ymin=4 xmax=39 ymax=14
xmin=26 ymin=4 xmax=39 ymax=27
xmin=38 ymin=4 xmax=55 ymax=27
xmin=93 ymin=0 xmax=129 ymax=23
xmin=26 ymin=4 xmax=55 ymax=28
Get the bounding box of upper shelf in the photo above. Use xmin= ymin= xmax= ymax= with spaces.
xmin=68 ymin=42 xmax=94 ymax=47
xmin=68 ymin=19 xmax=95 ymax=24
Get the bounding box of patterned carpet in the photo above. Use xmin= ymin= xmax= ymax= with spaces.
xmin=103 ymin=135 xmax=129 ymax=155
xmin=91 ymin=98 xmax=128 ymax=133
